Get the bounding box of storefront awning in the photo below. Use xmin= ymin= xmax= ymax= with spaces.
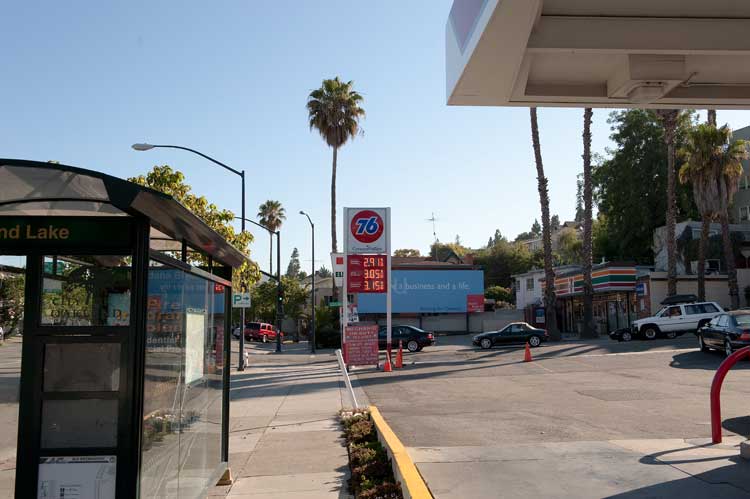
xmin=447 ymin=0 xmax=750 ymax=108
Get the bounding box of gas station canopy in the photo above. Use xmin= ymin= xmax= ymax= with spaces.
xmin=446 ymin=0 xmax=750 ymax=108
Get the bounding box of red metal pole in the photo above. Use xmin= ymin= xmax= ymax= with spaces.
xmin=710 ymin=346 xmax=750 ymax=444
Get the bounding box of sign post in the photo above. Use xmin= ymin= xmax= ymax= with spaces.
xmin=343 ymin=207 xmax=391 ymax=369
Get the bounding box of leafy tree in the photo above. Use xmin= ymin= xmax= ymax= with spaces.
xmin=529 ymin=108 xmax=559 ymax=339
xmin=593 ymin=110 xmax=698 ymax=263
xmin=574 ymin=174 xmax=585 ymax=223
xmin=487 ymin=229 xmax=506 ymax=248
xmin=393 ymin=249 xmax=421 ymax=258
xmin=679 ymin=124 xmax=749 ymax=308
xmin=515 ymin=231 xmax=535 ymax=242
xmin=475 ymin=241 xmax=533 ymax=289
xmin=307 ymin=77 xmax=365 ymax=254
xmin=531 ymin=219 xmax=542 ymax=237
xmin=0 ymin=273 xmax=24 ymax=334
xmin=251 ymin=276 xmax=309 ymax=323
xmin=286 ymin=247 xmax=302 ymax=278
xmin=129 ymin=165 xmax=259 ymax=288
xmin=317 ymin=266 xmax=332 ymax=278
xmin=485 ymin=285 xmax=512 ymax=304
xmin=257 ymin=200 xmax=286 ymax=272
xmin=429 ymin=241 xmax=468 ymax=261
xmin=550 ymin=215 xmax=561 ymax=231
xmin=557 ymin=229 xmax=582 ymax=265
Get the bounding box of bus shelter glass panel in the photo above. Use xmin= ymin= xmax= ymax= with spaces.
xmin=140 ymin=262 xmax=227 ymax=498
xmin=40 ymin=255 xmax=132 ymax=327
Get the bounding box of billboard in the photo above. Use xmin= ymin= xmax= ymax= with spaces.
xmin=357 ymin=270 xmax=484 ymax=313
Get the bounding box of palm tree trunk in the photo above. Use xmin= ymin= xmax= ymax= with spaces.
xmin=330 ymin=146 xmax=339 ymax=300
xmin=658 ymin=110 xmax=679 ymax=297
xmin=720 ymin=213 xmax=740 ymax=309
xmin=697 ymin=215 xmax=710 ymax=301
xmin=530 ymin=108 xmax=559 ymax=340
xmin=708 ymin=110 xmax=717 ymax=126
xmin=331 ymin=146 xmax=338 ymax=254
xmin=582 ymin=108 xmax=596 ymax=338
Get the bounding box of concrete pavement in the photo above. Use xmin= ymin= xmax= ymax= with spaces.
xmin=210 ymin=340 xmax=359 ymax=498
xmin=354 ymin=335 xmax=750 ymax=498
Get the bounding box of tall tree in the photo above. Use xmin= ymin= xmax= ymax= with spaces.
xmin=307 ymin=77 xmax=366 ymax=254
xmin=257 ymin=200 xmax=286 ymax=273
xmin=656 ymin=110 xmax=681 ymax=297
xmin=707 ymin=110 xmax=717 ymax=127
xmin=550 ymin=215 xmax=561 ymax=231
xmin=581 ymin=108 xmax=596 ymax=338
xmin=592 ymin=110 xmax=697 ymax=263
xmin=679 ymin=124 xmax=748 ymax=309
xmin=574 ymin=174 xmax=585 ymax=222
xmin=286 ymin=247 xmax=301 ymax=278
xmin=529 ymin=108 xmax=559 ymax=339
xmin=531 ymin=219 xmax=542 ymax=236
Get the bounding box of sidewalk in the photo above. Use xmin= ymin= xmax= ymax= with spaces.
xmin=211 ymin=341 xmax=359 ymax=498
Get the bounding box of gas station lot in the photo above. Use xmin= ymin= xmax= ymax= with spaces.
xmin=355 ymin=335 xmax=750 ymax=498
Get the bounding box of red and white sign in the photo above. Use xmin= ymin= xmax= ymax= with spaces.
xmin=347 ymin=254 xmax=387 ymax=293
xmin=467 ymin=294 xmax=484 ymax=313
xmin=344 ymin=324 xmax=379 ymax=367
xmin=331 ymin=252 xmax=345 ymax=287
xmin=346 ymin=207 xmax=388 ymax=254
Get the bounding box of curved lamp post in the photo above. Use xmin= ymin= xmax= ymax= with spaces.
xmin=131 ymin=142 xmax=250 ymax=368
xmin=300 ymin=211 xmax=315 ymax=353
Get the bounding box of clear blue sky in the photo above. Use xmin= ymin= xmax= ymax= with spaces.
xmin=2 ymin=1 xmax=749 ymax=273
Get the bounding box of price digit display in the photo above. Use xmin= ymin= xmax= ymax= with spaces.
xmin=347 ymin=254 xmax=388 ymax=294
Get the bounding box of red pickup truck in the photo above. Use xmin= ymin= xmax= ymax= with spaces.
xmin=244 ymin=322 xmax=282 ymax=343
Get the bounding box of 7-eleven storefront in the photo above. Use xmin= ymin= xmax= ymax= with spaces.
xmin=545 ymin=265 xmax=638 ymax=336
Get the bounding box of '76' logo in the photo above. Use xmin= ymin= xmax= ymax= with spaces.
xmin=350 ymin=210 xmax=384 ymax=244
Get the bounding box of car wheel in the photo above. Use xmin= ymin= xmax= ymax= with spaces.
xmin=262 ymin=334 xmax=268 ymax=343
xmin=480 ymin=338 xmax=492 ymax=350
xmin=407 ymin=340 xmax=419 ymax=352
xmin=665 ymin=331 xmax=677 ymax=339
xmin=621 ymin=331 xmax=633 ymax=342
xmin=643 ymin=327 xmax=658 ymax=340
xmin=528 ymin=335 xmax=541 ymax=347
xmin=725 ymin=339 xmax=733 ymax=357
xmin=698 ymin=334 xmax=710 ymax=352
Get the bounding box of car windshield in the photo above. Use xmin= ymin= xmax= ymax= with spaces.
xmin=655 ymin=307 xmax=667 ymax=317
xmin=735 ymin=314 xmax=750 ymax=326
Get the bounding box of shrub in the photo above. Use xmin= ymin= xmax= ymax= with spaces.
xmin=357 ymin=481 xmax=403 ymax=499
xmin=346 ymin=419 xmax=376 ymax=445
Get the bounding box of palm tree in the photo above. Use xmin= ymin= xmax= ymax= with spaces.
xmin=656 ymin=110 xmax=680 ymax=297
xmin=307 ymin=77 xmax=366 ymax=254
xmin=257 ymin=200 xmax=286 ymax=272
xmin=529 ymin=108 xmax=559 ymax=340
xmin=679 ymin=124 xmax=748 ymax=309
xmin=708 ymin=110 xmax=717 ymax=127
xmin=581 ymin=108 xmax=596 ymax=338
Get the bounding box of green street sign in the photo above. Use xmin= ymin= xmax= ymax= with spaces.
xmin=328 ymin=301 xmax=342 ymax=307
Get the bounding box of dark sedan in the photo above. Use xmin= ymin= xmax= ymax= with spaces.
xmin=697 ymin=311 xmax=750 ymax=356
xmin=378 ymin=325 xmax=435 ymax=352
xmin=473 ymin=322 xmax=548 ymax=349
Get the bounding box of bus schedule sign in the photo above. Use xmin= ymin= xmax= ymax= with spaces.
xmin=0 ymin=217 xmax=132 ymax=250
xmin=347 ymin=254 xmax=387 ymax=293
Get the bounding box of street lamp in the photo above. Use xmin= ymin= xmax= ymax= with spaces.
xmin=132 ymin=142 xmax=250 ymax=369
xmin=300 ymin=211 xmax=315 ymax=354
xmin=234 ymin=217 xmax=283 ymax=353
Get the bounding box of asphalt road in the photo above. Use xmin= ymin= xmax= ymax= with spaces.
xmin=355 ymin=334 xmax=750 ymax=498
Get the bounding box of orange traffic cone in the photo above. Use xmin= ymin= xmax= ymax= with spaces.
xmin=383 ymin=352 xmax=393 ymax=372
xmin=523 ymin=342 xmax=533 ymax=362
xmin=395 ymin=340 xmax=404 ymax=369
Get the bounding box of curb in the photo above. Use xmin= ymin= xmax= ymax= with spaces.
xmin=369 ymin=405 xmax=432 ymax=499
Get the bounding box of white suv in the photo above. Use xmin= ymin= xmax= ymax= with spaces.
xmin=630 ymin=301 xmax=724 ymax=340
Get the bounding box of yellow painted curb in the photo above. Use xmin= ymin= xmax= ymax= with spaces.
xmin=369 ymin=405 xmax=433 ymax=499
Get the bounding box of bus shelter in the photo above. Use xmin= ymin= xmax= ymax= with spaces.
xmin=0 ymin=159 xmax=246 ymax=498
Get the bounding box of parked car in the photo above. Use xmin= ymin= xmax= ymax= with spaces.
xmin=608 ymin=327 xmax=635 ymax=342
xmin=377 ymin=325 xmax=435 ymax=352
xmin=472 ymin=322 xmax=548 ymax=349
xmin=697 ymin=311 xmax=750 ymax=356
xmin=629 ymin=301 xmax=723 ymax=340
xmin=244 ymin=322 xmax=282 ymax=343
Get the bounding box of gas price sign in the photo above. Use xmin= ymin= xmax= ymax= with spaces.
xmin=347 ymin=254 xmax=387 ymax=293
